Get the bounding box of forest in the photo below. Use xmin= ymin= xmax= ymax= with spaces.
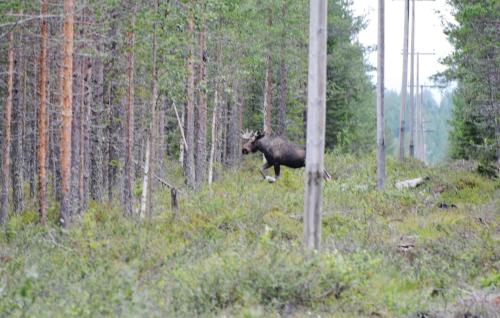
xmin=0 ymin=0 xmax=498 ymax=317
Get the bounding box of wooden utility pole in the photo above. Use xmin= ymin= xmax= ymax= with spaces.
xmin=411 ymin=51 xmax=435 ymax=160
xmin=398 ymin=0 xmax=410 ymax=161
xmin=416 ymin=53 xmax=421 ymax=160
xmin=304 ymin=0 xmax=327 ymax=251
xmin=0 ymin=31 xmax=14 ymax=225
xmin=409 ymin=0 xmax=416 ymax=157
xmin=38 ymin=0 xmax=49 ymax=224
xmin=377 ymin=0 xmax=385 ymax=190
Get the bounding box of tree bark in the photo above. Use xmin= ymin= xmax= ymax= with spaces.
xmin=184 ymin=3 xmax=196 ymax=189
xmin=195 ymin=21 xmax=208 ymax=187
xmin=208 ymin=90 xmax=220 ymax=185
xmin=12 ymin=30 xmax=25 ymax=215
xmin=123 ymin=13 xmax=136 ymax=216
xmin=376 ymin=0 xmax=385 ymax=190
xmin=90 ymin=57 xmax=104 ymax=201
xmin=81 ymin=57 xmax=92 ymax=211
xmin=264 ymin=9 xmax=273 ymax=135
xmin=399 ymin=0 xmax=410 ymax=161
xmin=304 ymin=0 xmax=327 ymax=251
xmin=144 ymin=0 xmax=159 ymax=217
xmin=140 ymin=136 xmax=151 ymax=218
xmin=60 ymin=0 xmax=75 ymax=226
xmin=0 ymin=32 xmax=14 ymax=224
xmin=278 ymin=2 xmax=287 ymax=136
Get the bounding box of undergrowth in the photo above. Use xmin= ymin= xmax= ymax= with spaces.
xmin=0 ymin=154 xmax=499 ymax=317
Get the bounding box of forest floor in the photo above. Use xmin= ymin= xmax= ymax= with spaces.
xmin=0 ymin=154 xmax=499 ymax=317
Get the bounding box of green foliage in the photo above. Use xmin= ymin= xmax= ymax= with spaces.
xmin=440 ymin=0 xmax=500 ymax=168
xmin=1 ymin=154 xmax=498 ymax=317
xmin=325 ymin=0 xmax=375 ymax=153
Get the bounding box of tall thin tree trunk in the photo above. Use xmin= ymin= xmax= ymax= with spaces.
xmin=123 ymin=14 xmax=136 ymax=216
xmin=70 ymin=54 xmax=82 ymax=215
xmin=399 ymin=0 xmax=410 ymax=161
xmin=184 ymin=3 xmax=196 ymax=189
xmin=264 ymin=9 xmax=273 ymax=135
xmin=37 ymin=0 xmax=49 ymax=224
xmin=12 ymin=31 xmax=24 ymax=215
xmin=81 ymin=57 xmax=92 ymax=211
xmin=106 ymin=83 xmax=115 ymax=203
xmin=409 ymin=0 xmax=416 ymax=157
xmin=29 ymin=46 xmax=38 ymax=201
xmin=0 ymin=32 xmax=15 ymax=224
xmin=90 ymin=57 xmax=104 ymax=201
xmin=195 ymin=21 xmax=208 ymax=187
xmin=208 ymin=90 xmax=220 ymax=185
xmin=140 ymin=136 xmax=151 ymax=218
xmin=304 ymin=0 xmax=327 ymax=251
xmin=376 ymin=0 xmax=385 ymax=190
xmin=278 ymin=2 xmax=287 ymax=136
xmin=143 ymin=0 xmax=158 ymax=217
xmin=60 ymin=0 xmax=75 ymax=226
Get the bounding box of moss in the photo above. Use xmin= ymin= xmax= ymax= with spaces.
xmin=1 ymin=155 xmax=498 ymax=317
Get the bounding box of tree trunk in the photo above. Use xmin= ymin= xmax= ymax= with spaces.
xmin=184 ymin=3 xmax=196 ymax=189
xmin=145 ymin=0 xmax=159 ymax=217
xmin=70 ymin=54 xmax=82 ymax=215
xmin=139 ymin=136 xmax=151 ymax=218
xmin=263 ymin=9 xmax=273 ymax=135
xmin=195 ymin=21 xmax=208 ymax=187
xmin=123 ymin=14 xmax=136 ymax=216
xmin=208 ymin=90 xmax=220 ymax=185
xmin=12 ymin=31 xmax=25 ymax=215
xmin=81 ymin=57 xmax=92 ymax=211
xmin=304 ymin=0 xmax=327 ymax=251
xmin=399 ymin=0 xmax=410 ymax=161
xmin=0 ymin=32 xmax=15 ymax=224
xmin=90 ymin=57 xmax=104 ymax=201
xmin=278 ymin=2 xmax=287 ymax=136
xmin=376 ymin=0 xmax=385 ymax=190
xmin=409 ymin=0 xmax=416 ymax=158
xmin=60 ymin=0 xmax=75 ymax=226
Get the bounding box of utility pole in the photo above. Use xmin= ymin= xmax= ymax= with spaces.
xmin=395 ymin=0 xmax=435 ymax=160
xmin=416 ymin=54 xmax=421 ymax=160
xmin=403 ymin=50 xmax=434 ymax=160
xmin=418 ymin=84 xmax=445 ymax=162
xmin=409 ymin=0 xmax=416 ymax=157
xmin=398 ymin=0 xmax=409 ymax=161
xmin=304 ymin=0 xmax=327 ymax=252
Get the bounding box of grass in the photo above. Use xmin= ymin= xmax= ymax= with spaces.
xmin=0 ymin=153 xmax=499 ymax=317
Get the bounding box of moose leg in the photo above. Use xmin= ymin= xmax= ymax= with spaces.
xmin=260 ymin=162 xmax=276 ymax=183
xmin=274 ymin=164 xmax=281 ymax=179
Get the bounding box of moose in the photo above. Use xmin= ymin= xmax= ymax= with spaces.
xmin=241 ymin=130 xmax=331 ymax=183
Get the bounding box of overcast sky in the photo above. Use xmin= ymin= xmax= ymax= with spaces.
xmin=351 ymin=0 xmax=455 ymax=101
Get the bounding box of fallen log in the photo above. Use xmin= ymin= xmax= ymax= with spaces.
xmin=395 ymin=177 xmax=426 ymax=190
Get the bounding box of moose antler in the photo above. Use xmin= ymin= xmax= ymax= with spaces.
xmin=241 ymin=129 xmax=256 ymax=140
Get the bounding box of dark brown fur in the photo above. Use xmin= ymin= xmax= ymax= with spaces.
xmin=242 ymin=132 xmax=330 ymax=182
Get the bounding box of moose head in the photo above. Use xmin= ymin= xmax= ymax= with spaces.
xmin=241 ymin=130 xmax=265 ymax=155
